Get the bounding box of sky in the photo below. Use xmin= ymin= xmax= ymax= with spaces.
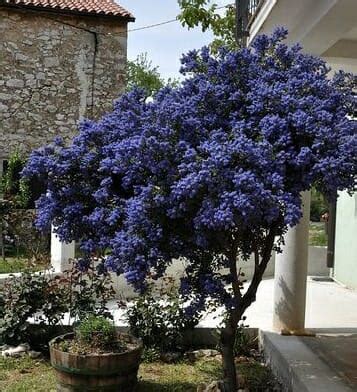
xmin=117 ymin=0 xmax=227 ymax=81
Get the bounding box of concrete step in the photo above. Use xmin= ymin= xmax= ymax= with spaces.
xmin=260 ymin=331 xmax=356 ymax=392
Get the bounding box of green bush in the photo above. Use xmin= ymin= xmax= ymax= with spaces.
xmin=1 ymin=151 xmax=30 ymax=208
xmin=126 ymin=278 xmax=199 ymax=356
xmin=0 ymin=261 xmax=115 ymax=346
xmin=1 ymin=151 xmax=50 ymax=265
xmin=1 ymin=150 xmax=46 ymax=209
xmin=233 ymin=318 xmax=256 ymax=357
xmin=76 ymin=315 xmax=117 ymax=349
xmin=0 ymin=271 xmax=67 ymax=345
xmin=310 ymin=188 xmax=328 ymax=222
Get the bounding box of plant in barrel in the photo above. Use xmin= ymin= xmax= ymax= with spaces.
xmin=49 ymin=315 xmax=142 ymax=391
xmin=24 ymin=29 xmax=356 ymax=391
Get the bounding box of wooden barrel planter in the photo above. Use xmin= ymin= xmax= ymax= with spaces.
xmin=49 ymin=333 xmax=143 ymax=392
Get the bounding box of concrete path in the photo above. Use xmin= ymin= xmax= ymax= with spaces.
xmin=197 ymin=277 xmax=357 ymax=330
xmin=109 ymin=277 xmax=357 ymax=331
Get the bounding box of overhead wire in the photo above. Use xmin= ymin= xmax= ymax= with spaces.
xmin=128 ymin=3 xmax=234 ymax=33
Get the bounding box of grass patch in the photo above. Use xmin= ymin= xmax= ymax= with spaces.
xmin=0 ymin=258 xmax=49 ymax=274
xmin=138 ymin=359 xmax=222 ymax=391
xmin=0 ymin=356 xmax=221 ymax=392
xmin=0 ymin=355 xmax=276 ymax=392
xmin=0 ymin=357 xmax=55 ymax=392
xmin=237 ymin=361 xmax=275 ymax=391
xmin=309 ymin=222 xmax=327 ymax=246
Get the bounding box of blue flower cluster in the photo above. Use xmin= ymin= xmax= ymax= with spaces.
xmin=23 ymin=28 xmax=356 ymax=312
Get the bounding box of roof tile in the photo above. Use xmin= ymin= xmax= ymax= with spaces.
xmin=1 ymin=0 xmax=134 ymax=20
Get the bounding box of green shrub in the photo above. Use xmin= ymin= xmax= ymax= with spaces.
xmin=0 ymin=271 xmax=67 ymax=345
xmin=310 ymin=188 xmax=328 ymax=222
xmin=233 ymin=318 xmax=256 ymax=357
xmin=126 ymin=278 xmax=199 ymax=355
xmin=1 ymin=207 xmax=50 ymax=264
xmin=0 ymin=150 xmax=30 ymax=208
xmin=0 ymin=261 xmax=115 ymax=346
xmin=76 ymin=315 xmax=117 ymax=349
xmin=1 ymin=150 xmax=46 ymax=209
xmin=0 ymin=151 xmax=49 ymax=264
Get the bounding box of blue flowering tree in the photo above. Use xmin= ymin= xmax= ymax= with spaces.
xmin=24 ymin=29 xmax=356 ymax=390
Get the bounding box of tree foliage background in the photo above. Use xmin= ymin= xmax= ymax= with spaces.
xmin=126 ymin=53 xmax=178 ymax=97
xmin=178 ymin=0 xmax=237 ymax=50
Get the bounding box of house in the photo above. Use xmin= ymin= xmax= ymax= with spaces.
xmin=238 ymin=0 xmax=357 ymax=330
xmin=0 ymin=0 xmax=134 ymax=176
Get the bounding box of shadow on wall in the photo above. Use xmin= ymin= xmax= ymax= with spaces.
xmin=274 ymin=277 xmax=296 ymax=330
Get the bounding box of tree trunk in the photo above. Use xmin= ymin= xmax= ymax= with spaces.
xmin=220 ymin=225 xmax=279 ymax=391
xmin=220 ymin=322 xmax=238 ymax=391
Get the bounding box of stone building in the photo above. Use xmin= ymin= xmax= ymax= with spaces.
xmin=0 ymin=0 xmax=134 ymax=173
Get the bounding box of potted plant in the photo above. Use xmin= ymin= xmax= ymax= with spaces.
xmin=49 ymin=315 xmax=143 ymax=392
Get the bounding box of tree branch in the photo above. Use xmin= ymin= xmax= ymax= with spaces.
xmin=254 ymin=245 xmax=259 ymax=268
xmin=230 ymin=254 xmax=242 ymax=304
xmin=241 ymin=224 xmax=278 ymax=312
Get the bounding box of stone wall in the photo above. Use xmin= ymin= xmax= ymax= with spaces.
xmin=0 ymin=7 xmax=128 ymax=158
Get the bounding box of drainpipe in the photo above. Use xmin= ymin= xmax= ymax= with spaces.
xmin=326 ymin=198 xmax=337 ymax=268
xmin=236 ymin=0 xmax=250 ymax=46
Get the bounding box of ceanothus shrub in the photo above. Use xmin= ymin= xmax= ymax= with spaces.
xmin=24 ymin=28 xmax=356 ymax=390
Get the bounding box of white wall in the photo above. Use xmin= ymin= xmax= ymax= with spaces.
xmin=111 ymin=246 xmax=328 ymax=299
xmin=248 ymin=0 xmax=357 ymax=57
xmin=0 ymin=246 xmax=328 ymax=298
xmin=334 ymin=192 xmax=357 ymax=289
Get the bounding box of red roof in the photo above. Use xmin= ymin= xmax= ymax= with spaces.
xmin=1 ymin=0 xmax=134 ymax=20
